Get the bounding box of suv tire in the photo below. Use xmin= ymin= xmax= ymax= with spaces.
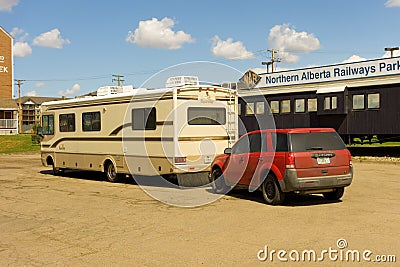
xmin=323 ymin=187 xmax=344 ymax=200
xmin=211 ymin=168 xmax=230 ymax=194
xmin=261 ymin=174 xmax=285 ymax=205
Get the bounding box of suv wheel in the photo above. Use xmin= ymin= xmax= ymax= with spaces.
xmin=261 ymin=175 xmax=285 ymax=205
xmin=323 ymin=187 xmax=344 ymax=200
xmin=211 ymin=168 xmax=230 ymax=194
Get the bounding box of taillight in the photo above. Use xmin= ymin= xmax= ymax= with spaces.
xmin=347 ymin=150 xmax=353 ymax=166
xmin=286 ymin=152 xmax=295 ymax=169
xmin=174 ymin=157 xmax=187 ymax=164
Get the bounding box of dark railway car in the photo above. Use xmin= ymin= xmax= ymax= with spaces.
xmin=238 ymin=56 xmax=400 ymax=144
xmin=238 ymin=82 xmax=400 ymax=143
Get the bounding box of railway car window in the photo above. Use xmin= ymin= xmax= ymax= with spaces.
xmin=59 ymin=114 xmax=75 ymax=132
xmin=353 ymin=94 xmax=365 ymax=110
xmin=270 ymin=101 xmax=279 ymax=114
xmin=324 ymin=96 xmax=338 ymax=110
xmin=332 ymin=96 xmax=337 ymax=109
xmin=281 ymin=100 xmax=291 ymax=113
xmin=42 ymin=115 xmax=54 ymax=135
xmin=245 ymin=103 xmax=255 ymax=115
xmin=188 ymin=107 xmax=226 ymax=125
xmin=132 ymin=108 xmax=156 ymax=130
xmin=368 ymin=93 xmax=380 ymax=109
xmin=256 ymin=102 xmax=265 ymax=114
xmin=82 ymin=112 xmax=101 ymax=131
xmin=295 ymin=99 xmax=305 ymax=113
xmin=307 ymin=98 xmax=317 ymax=112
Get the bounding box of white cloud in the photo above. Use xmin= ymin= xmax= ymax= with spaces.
xmin=26 ymin=90 xmax=37 ymax=96
xmin=35 ymin=82 xmax=45 ymax=87
xmin=342 ymin=55 xmax=367 ymax=63
xmin=33 ymin=28 xmax=70 ymax=49
xmin=211 ymin=35 xmax=254 ymax=60
xmin=13 ymin=42 xmax=32 ymax=57
xmin=126 ymin=17 xmax=194 ymax=49
xmin=58 ymin=83 xmax=81 ymax=96
xmin=385 ymin=0 xmax=400 ymax=7
xmin=0 ymin=0 xmax=19 ymax=12
xmin=10 ymin=27 xmax=28 ymax=41
xmin=268 ymin=24 xmax=320 ymax=64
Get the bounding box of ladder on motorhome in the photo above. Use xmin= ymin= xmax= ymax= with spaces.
xmin=226 ymin=89 xmax=238 ymax=148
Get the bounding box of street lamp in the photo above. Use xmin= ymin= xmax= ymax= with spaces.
xmin=384 ymin=47 xmax=399 ymax=58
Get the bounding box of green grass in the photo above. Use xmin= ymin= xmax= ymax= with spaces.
xmin=0 ymin=135 xmax=41 ymax=154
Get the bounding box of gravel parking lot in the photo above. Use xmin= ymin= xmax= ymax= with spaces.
xmin=0 ymin=152 xmax=399 ymax=266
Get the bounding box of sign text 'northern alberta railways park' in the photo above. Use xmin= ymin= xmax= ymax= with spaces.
xmin=255 ymin=57 xmax=400 ymax=88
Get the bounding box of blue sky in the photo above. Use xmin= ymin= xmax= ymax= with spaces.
xmin=1 ymin=0 xmax=400 ymax=97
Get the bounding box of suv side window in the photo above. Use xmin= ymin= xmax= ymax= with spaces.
xmin=249 ymin=133 xmax=267 ymax=153
xmin=271 ymin=133 xmax=288 ymax=152
xmin=232 ymin=135 xmax=250 ymax=154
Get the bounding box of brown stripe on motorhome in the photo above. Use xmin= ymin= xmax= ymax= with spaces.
xmin=178 ymin=136 xmax=229 ymax=142
xmin=109 ymin=121 xmax=173 ymax=136
xmin=49 ymin=136 xmax=174 ymax=148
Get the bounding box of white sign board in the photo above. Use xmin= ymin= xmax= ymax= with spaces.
xmin=255 ymin=57 xmax=400 ymax=88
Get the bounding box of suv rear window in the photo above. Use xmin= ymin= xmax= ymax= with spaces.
xmin=289 ymin=132 xmax=346 ymax=152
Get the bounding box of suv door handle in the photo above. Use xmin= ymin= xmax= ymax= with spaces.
xmin=239 ymin=157 xmax=244 ymax=162
xmin=258 ymin=157 xmax=263 ymax=161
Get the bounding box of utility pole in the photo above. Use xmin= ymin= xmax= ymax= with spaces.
xmin=384 ymin=47 xmax=399 ymax=58
xmin=112 ymin=74 xmax=125 ymax=86
xmin=261 ymin=49 xmax=281 ymax=73
xmin=15 ymin=79 xmax=25 ymax=134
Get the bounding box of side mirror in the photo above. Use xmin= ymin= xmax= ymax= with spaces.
xmin=224 ymin=148 xmax=232 ymax=155
xmin=37 ymin=126 xmax=43 ymax=136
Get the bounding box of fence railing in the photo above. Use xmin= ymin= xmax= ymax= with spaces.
xmin=0 ymin=119 xmax=18 ymax=129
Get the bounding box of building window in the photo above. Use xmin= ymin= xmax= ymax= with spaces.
xmin=132 ymin=108 xmax=156 ymax=130
xmin=307 ymin=98 xmax=317 ymax=112
xmin=270 ymin=101 xmax=279 ymax=114
xmin=82 ymin=112 xmax=101 ymax=131
xmin=295 ymin=99 xmax=305 ymax=113
xmin=188 ymin=107 xmax=226 ymax=125
xmin=368 ymin=93 xmax=380 ymax=109
xmin=59 ymin=113 xmax=75 ymax=132
xmin=256 ymin=102 xmax=265 ymax=114
xmin=245 ymin=103 xmax=255 ymax=115
xmin=42 ymin=115 xmax=54 ymax=135
xmin=353 ymin=94 xmax=365 ymax=110
xmin=281 ymin=100 xmax=291 ymax=113
xmin=324 ymin=96 xmax=338 ymax=110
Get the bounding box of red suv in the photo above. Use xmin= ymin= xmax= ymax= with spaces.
xmin=210 ymin=128 xmax=353 ymax=205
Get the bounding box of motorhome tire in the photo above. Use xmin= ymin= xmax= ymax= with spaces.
xmin=105 ymin=161 xmax=121 ymax=182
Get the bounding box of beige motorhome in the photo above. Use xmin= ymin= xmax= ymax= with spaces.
xmin=40 ymin=77 xmax=237 ymax=185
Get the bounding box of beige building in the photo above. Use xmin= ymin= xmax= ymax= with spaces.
xmin=19 ymin=96 xmax=63 ymax=132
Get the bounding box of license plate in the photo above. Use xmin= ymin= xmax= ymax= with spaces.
xmin=204 ymin=156 xmax=212 ymax=164
xmin=317 ymin=157 xmax=330 ymax=164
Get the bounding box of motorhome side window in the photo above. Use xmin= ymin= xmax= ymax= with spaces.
xmin=82 ymin=112 xmax=101 ymax=131
xmin=59 ymin=113 xmax=75 ymax=132
xmin=42 ymin=114 xmax=54 ymax=135
xmin=132 ymin=108 xmax=156 ymax=130
xmin=187 ymin=107 xmax=226 ymax=125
